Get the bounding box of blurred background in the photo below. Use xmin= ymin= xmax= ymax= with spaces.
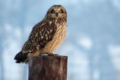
xmin=0 ymin=0 xmax=120 ymax=80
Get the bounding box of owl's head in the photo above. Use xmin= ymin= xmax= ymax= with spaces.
xmin=46 ymin=5 xmax=67 ymax=19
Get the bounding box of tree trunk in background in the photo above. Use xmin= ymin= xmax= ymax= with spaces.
xmin=117 ymin=71 xmax=120 ymax=80
xmin=0 ymin=0 xmax=4 ymax=79
xmin=0 ymin=47 xmax=4 ymax=80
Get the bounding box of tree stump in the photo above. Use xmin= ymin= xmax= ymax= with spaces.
xmin=28 ymin=56 xmax=68 ymax=80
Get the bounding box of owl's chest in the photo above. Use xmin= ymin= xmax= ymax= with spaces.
xmin=53 ymin=24 xmax=67 ymax=43
xmin=41 ymin=24 xmax=67 ymax=53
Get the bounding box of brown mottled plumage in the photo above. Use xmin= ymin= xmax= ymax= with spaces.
xmin=14 ymin=5 xmax=67 ymax=63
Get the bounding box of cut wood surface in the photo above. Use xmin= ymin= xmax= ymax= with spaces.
xmin=28 ymin=56 xmax=68 ymax=80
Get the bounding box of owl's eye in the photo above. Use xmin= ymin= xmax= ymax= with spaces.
xmin=51 ymin=9 xmax=55 ymax=13
xmin=59 ymin=10 xmax=63 ymax=13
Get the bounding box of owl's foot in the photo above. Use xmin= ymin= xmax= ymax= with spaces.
xmin=48 ymin=53 xmax=58 ymax=56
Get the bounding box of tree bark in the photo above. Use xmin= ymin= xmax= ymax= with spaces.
xmin=28 ymin=56 xmax=68 ymax=80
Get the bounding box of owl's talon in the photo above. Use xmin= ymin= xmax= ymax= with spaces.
xmin=53 ymin=54 xmax=58 ymax=56
xmin=48 ymin=53 xmax=57 ymax=56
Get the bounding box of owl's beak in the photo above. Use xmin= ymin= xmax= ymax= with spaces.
xmin=56 ymin=13 xmax=58 ymax=17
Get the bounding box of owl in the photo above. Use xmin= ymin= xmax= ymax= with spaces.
xmin=14 ymin=5 xmax=67 ymax=63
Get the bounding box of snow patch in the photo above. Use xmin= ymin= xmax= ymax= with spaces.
xmin=78 ymin=37 xmax=93 ymax=49
xmin=108 ymin=44 xmax=120 ymax=70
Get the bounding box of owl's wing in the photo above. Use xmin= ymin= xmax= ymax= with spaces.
xmin=22 ymin=20 xmax=57 ymax=53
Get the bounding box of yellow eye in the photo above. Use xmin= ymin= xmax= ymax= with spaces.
xmin=59 ymin=10 xmax=63 ymax=13
xmin=51 ymin=10 xmax=55 ymax=13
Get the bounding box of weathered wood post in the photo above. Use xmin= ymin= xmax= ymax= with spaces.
xmin=28 ymin=56 xmax=68 ymax=80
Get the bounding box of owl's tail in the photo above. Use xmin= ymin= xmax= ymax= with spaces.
xmin=14 ymin=51 xmax=28 ymax=64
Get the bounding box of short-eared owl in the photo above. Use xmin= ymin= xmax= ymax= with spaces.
xmin=14 ymin=5 xmax=67 ymax=63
